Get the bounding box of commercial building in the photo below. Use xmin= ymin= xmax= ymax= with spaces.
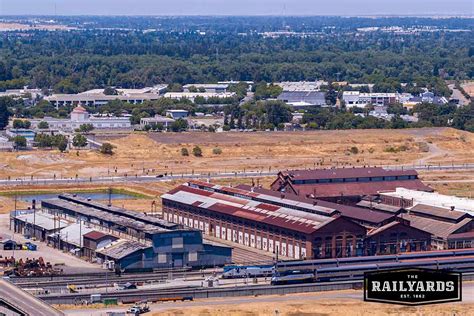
xmin=183 ymin=83 xmax=229 ymax=93
xmin=164 ymin=92 xmax=235 ymax=102
xmin=270 ymin=167 xmax=433 ymax=203
xmin=44 ymin=85 xmax=167 ymax=108
xmin=274 ymin=81 xmax=328 ymax=91
xmin=139 ymin=115 xmax=175 ymax=129
xmin=277 ymin=91 xmax=327 ymax=107
xmin=162 ymin=181 xmax=432 ymax=259
xmin=342 ymin=91 xmax=398 ymax=108
xmin=28 ymin=105 xmax=131 ymax=131
xmin=165 ymin=109 xmax=189 ymax=120
xmin=40 ymin=194 xmax=231 ymax=269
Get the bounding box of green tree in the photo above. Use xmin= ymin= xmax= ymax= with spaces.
xmin=100 ymin=142 xmax=115 ymax=155
xmin=192 ymin=145 xmax=202 ymax=157
xmin=170 ymin=119 xmax=188 ymax=132
xmin=187 ymin=85 xmax=198 ymax=92
xmin=76 ymin=123 xmax=95 ymax=133
xmin=38 ymin=121 xmax=49 ymax=129
xmin=0 ymin=97 xmax=11 ymax=130
xmin=34 ymin=133 xmax=53 ymax=148
xmin=212 ymin=147 xmax=222 ymax=155
xmin=103 ymin=87 xmax=118 ymax=95
xmin=72 ymin=134 xmax=88 ymax=148
xmin=13 ymin=119 xmax=31 ymax=129
xmin=167 ymin=83 xmax=183 ymax=92
xmin=181 ymin=147 xmax=189 ymax=156
xmin=57 ymin=138 xmax=68 ymax=152
xmin=13 ymin=136 xmax=27 ymax=149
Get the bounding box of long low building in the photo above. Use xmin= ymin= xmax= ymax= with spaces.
xmin=379 ymin=188 xmax=474 ymax=215
xmin=35 ymin=194 xmax=231 ymax=269
xmin=270 ymin=167 xmax=433 ymax=202
xmin=44 ymin=85 xmax=167 ymax=108
xmin=162 ymin=181 xmax=432 ymax=260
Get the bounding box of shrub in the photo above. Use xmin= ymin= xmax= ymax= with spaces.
xmin=38 ymin=121 xmax=49 ymax=129
xmin=192 ymin=145 xmax=202 ymax=157
xmin=13 ymin=135 xmax=27 ymax=149
xmin=100 ymin=142 xmax=115 ymax=155
xmin=181 ymin=147 xmax=189 ymax=156
xmin=349 ymin=146 xmax=359 ymax=154
xmin=212 ymin=147 xmax=222 ymax=155
xmin=73 ymin=134 xmax=88 ymax=148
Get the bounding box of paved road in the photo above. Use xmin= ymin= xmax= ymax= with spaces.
xmin=448 ymin=84 xmax=470 ymax=106
xmin=64 ymin=282 xmax=474 ymax=315
xmin=1 ymin=164 xmax=473 ymax=187
xmin=0 ymin=279 xmax=64 ymax=316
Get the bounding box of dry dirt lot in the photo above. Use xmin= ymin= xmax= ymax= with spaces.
xmin=0 ymin=128 xmax=472 ymax=181
xmin=0 ymin=128 xmax=472 ymax=214
xmin=153 ymin=299 xmax=473 ymax=316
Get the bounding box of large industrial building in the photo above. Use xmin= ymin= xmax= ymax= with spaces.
xmin=13 ymin=194 xmax=231 ymax=270
xmin=162 ymin=181 xmax=434 ymax=260
xmin=270 ymin=167 xmax=433 ymax=203
xmin=357 ymin=189 xmax=474 ymax=250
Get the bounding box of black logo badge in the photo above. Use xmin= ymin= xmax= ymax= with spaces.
xmin=364 ymin=268 xmax=462 ymax=305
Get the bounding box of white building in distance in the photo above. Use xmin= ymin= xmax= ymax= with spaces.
xmin=29 ymin=105 xmax=131 ymax=131
xmin=163 ymin=92 xmax=235 ymax=102
xmin=44 ymin=85 xmax=167 ymax=108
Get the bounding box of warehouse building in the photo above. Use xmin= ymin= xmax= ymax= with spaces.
xmin=162 ymin=181 xmax=432 ymax=259
xmin=277 ymin=91 xmax=327 ymax=108
xmin=357 ymin=193 xmax=474 ymax=250
xmin=233 ymin=183 xmax=431 ymax=255
xmin=270 ymin=167 xmax=433 ymax=203
xmin=379 ymin=188 xmax=474 ymax=215
xmin=12 ymin=210 xmax=69 ymax=242
xmin=39 ymin=194 xmax=231 ymax=269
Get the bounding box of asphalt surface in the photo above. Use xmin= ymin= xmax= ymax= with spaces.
xmin=0 ymin=279 xmax=64 ymax=316
xmin=1 ymin=164 xmax=473 ymax=187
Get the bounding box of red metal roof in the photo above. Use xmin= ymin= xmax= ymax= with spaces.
xmin=287 ymin=179 xmax=432 ymax=198
xmin=281 ymin=167 xmax=419 ymax=181
xmin=448 ymin=231 xmax=474 ymax=240
xmin=175 ymin=185 xmax=214 ymax=196
xmin=256 ymin=203 xmax=280 ymax=212
xmin=236 ymin=184 xmax=393 ymax=225
xmin=206 ymin=202 xmax=318 ymax=234
xmin=83 ymin=231 xmax=109 ymax=241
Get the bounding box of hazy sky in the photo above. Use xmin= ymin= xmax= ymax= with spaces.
xmin=0 ymin=0 xmax=472 ymax=16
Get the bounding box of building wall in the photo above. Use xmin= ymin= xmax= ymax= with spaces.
xmin=163 ymin=199 xmax=371 ymax=260
xmin=365 ymin=224 xmax=431 ymax=256
xmin=162 ymin=199 xmax=311 ymax=260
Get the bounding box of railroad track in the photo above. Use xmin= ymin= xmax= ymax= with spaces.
xmin=37 ymin=271 xmax=474 ymax=305
xmin=10 ymin=269 xmax=213 ymax=288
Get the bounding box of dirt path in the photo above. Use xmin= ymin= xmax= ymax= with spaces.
xmin=414 ymin=139 xmax=449 ymax=166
